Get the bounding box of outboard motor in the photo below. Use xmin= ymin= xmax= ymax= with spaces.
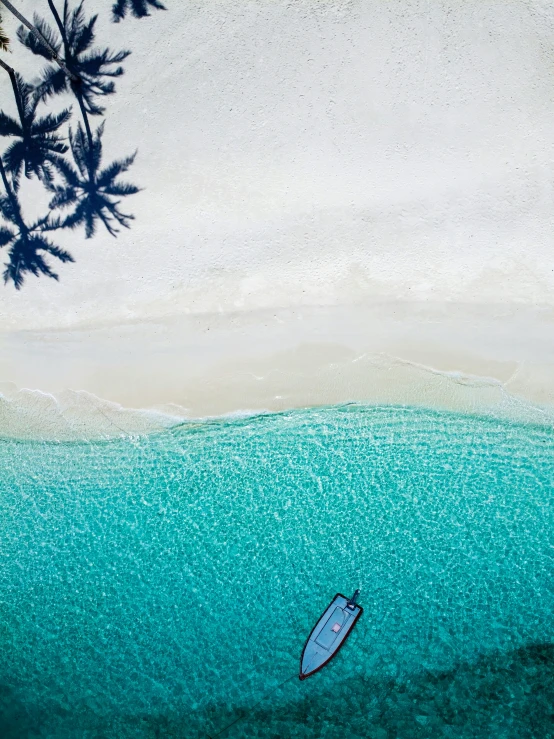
xmin=346 ymin=589 xmax=360 ymax=609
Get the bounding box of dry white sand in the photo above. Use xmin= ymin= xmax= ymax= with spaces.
xmin=1 ymin=0 xmax=554 ymax=437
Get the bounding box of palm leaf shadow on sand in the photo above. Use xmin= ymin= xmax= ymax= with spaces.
xmin=0 ymin=66 xmax=71 ymax=191
xmin=0 ymin=10 xmax=9 ymax=51
xmin=17 ymin=0 xmax=130 ymax=116
xmin=112 ymin=0 xmax=166 ymax=22
xmin=0 ymin=158 xmax=73 ymax=289
xmin=0 ymin=0 xmax=142 ymax=288
xmin=49 ymin=121 xmax=139 ymax=239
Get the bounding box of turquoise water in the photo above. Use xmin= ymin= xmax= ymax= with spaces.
xmin=1 ymin=404 xmax=553 ymax=738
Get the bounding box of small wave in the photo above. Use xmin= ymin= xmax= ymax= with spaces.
xmin=1 ymin=349 xmax=553 ymax=442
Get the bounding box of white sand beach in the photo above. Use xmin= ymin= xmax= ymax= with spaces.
xmin=1 ymin=0 xmax=554 ymax=437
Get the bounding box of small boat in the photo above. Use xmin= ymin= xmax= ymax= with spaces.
xmin=299 ymin=590 xmax=362 ymax=680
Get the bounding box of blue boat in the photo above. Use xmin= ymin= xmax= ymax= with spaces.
xmin=299 ymin=590 xmax=362 ymax=680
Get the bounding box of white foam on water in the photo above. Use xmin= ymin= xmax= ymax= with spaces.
xmin=1 ymin=350 xmax=553 ymax=442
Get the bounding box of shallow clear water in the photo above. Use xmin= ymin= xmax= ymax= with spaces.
xmin=1 ymin=404 xmax=554 ymax=738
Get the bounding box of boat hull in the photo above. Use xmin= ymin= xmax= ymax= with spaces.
xmin=299 ymin=593 xmax=363 ymax=680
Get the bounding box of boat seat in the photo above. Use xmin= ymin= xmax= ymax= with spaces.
xmin=315 ymin=607 xmax=348 ymax=649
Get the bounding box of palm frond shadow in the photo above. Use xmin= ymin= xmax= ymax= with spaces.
xmin=49 ymin=122 xmax=140 ymax=238
xmin=0 ymin=160 xmax=74 ymax=290
xmin=0 ymin=0 xmax=143 ymax=288
xmin=0 ymin=15 xmax=9 ymax=52
xmin=17 ymin=1 xmax=130 ymax=116
xmin=0 ymin=71 xmax=71 ymax=191
xmin=112 ymin=0 xmax=166 ymax=22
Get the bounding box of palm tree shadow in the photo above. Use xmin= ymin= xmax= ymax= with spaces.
xmin=0 ymin=0 xmax=142 ymax=288
xmin=0 ymin=69 xmax=71 ymax=191
xmin=49 ymin=121 xmax=140 ymax=239
xmin=0 ymin=158 xmax=74 ymax=289
xmin=17 ymin=1 xmax=130 ymax=116
xmin=112 ymin=0 xmax=167 ymax=23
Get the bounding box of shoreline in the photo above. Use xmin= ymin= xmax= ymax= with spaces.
xmin=2 ymin=299 xmax=554 ymax=440
xmin=1 ymin=2 xmax=554 ymax=440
